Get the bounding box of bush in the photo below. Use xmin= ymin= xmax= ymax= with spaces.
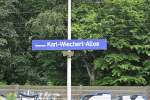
xmin=6 ymin=93 xmax=16 ymax=100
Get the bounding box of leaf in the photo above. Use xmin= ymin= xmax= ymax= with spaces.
xmin=110 ymin=37 xmax=130 ymax=49
xmin=114 ymin=76 xmax=147 ymax=85
xmin=94 ymin=58 xmax=108 ymax=70
xmin=104 ymin=53 xmax=126 ymax=64
xmin=0 ymin=38 xmax=7 ymax=46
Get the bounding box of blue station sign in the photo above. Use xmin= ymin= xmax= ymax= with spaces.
xmin=32 ymin=39 xmax=107 ymax=50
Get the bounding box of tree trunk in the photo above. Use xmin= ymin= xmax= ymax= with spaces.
xmin=83 ymin=58 xmax=96 ymax=86
xmin=89 ymin=69 xmax=95 ymax=86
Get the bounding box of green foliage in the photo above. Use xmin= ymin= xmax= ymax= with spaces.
xmin=0 ymin=81 xmax=6 ymax=85
xmin=94 ymin=58 xmax=108 ymax=70
xmin=104 ymin=53 xmax=140 ymax=64
xmin=28 ymin=11 xmax=65 ymax=37
xmin=72 ymin=0 xmax=150 ymax=85
xmin=0 ymin=0 xmax=18 ymax=82
xmin=6 ymin=93 xmax=16 ymax=100
xmin=0 ymin=0 xmax=150 ymax=86
xmin=114 ymin=76 xmax=146 ymax=85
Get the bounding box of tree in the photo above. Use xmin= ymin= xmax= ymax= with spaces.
xmin=0 ymin=0 xmax=149 ymax=86
xmin=72 ymin=0 xmax=150 ymax=85
xmin=25 ymin=0 xmax=67 ymax=85
xmin=0 ymin=0 xmax=19 ymax=84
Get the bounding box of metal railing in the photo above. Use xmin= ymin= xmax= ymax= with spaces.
xmin=0 ymin=85 xmax=149 ymax=100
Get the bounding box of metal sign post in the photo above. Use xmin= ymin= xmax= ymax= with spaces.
xmin=67 ymin=0 xmax=72 ymax=100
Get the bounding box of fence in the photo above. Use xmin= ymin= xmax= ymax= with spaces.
xmin=0 ymin=85 xmax=149 ymax=100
